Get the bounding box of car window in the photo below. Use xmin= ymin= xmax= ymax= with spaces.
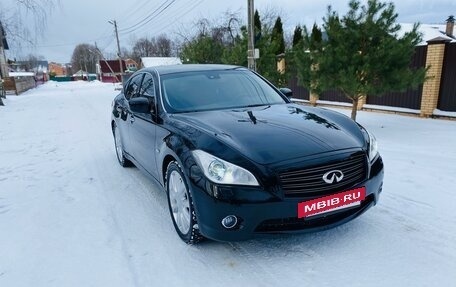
xmin=161 ymin=69 xmax=286 ymax=113
xmin=125 ymin=74 xmax=144 ymax=100
xmin=140 ymin=74 xmax=155 ymax=97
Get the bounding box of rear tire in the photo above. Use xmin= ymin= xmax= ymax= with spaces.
xmin=166 ymin=161 xmax=204 ymax=244
xmin=113 ymin=123 xmax=132 ymax=167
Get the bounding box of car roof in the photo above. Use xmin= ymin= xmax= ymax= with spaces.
xmin=143 ymin=64 xmax=246 ymax=76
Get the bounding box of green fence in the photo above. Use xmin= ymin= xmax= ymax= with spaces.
xmin=50 ymin=76 xmax=72 ymax=82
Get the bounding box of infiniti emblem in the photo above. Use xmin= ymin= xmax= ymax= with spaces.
xmin=322 ymin=170 xmax=344 ymax=184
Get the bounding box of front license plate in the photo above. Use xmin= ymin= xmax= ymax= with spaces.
xmin=297 ymin=187 xmax=366 ymax=219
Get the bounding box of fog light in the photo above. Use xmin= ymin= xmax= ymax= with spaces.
xmin=221 ymin=215 xmax=238 ymax=229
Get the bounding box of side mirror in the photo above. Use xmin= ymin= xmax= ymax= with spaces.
xmin=279 ymin=88 xmax=293 ymax=99
xmin=130 ymin=97 xmax=153 ymax=114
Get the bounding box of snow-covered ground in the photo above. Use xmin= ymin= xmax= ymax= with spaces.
xmin=0 ymin=81 xmax=455 ymax=287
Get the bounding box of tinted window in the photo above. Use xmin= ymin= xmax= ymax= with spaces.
xmin=140 ymin=74 xmax=155 ymax=97
xmin=161 ymin=69 xmax=286 ymax=113
xmin=125 ymin=74 xmax=144 ymax=100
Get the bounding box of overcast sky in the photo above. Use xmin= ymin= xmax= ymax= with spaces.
xmin=2 ymin=0 xmax=456 ymax=63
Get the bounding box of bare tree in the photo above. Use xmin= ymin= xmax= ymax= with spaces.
xmin=130 ymin=35 xmax=173 ymax=63
xmin=131 ymin=38 xmax=155 ymax=62
xmin=0 ymin=0 xmax=58 ymax=48
xmin=155 ymin=35 xmax=172 ymax=57
xmin=17 ymin=53 xmax=45 ymax=71
xmin=70 ymin=44 xmax=97 ymax=74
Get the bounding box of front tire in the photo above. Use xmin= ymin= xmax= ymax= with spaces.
xmin=166 ymin=161 xmax=203 ymax=244
xmin=113 ymin=123 xmax=132 ymax=167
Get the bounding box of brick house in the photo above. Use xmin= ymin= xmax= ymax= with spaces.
xmin=49 ymin=62 xmax=67 ymax=76
xmin=125 ymin=58 xmax=138 ymax=72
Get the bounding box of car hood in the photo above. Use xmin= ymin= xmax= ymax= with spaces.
xmin=170 ymin=104 xmax=365 ymax=165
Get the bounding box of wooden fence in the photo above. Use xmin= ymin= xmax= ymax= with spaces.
xmin=3 ymin=76 xmax=36 ymax=95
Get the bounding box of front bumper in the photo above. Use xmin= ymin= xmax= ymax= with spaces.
xmin=189 ymin=156 xmax=384 ymax=242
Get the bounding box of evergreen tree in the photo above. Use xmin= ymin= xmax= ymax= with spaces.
xmin=252 ymin=16 xmax=287 ymax=86
xmin=222 ymin=26 xmax=248 ymax=66
xmin=292 ymin=25 xmax=303 ymax=48
xmin=310 ymin=23 xmax=322 ymax=51
xmin=179 ymin=10 xmax=288 ymax=87
xmin=297 ymin=0 xmax=426 ymax=120
xmin=254 ymin=10 xmax=262 ymax=44
xmin=271 ymin=16 xmax=285 ymax=55
xmin=180 ymin=35 xmax=225 ymax=64
xmin=294 ymin=23 xmax=324 ymax=102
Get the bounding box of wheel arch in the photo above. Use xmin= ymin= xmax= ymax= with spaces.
xmin=111 ymin=120 xmax=116 ymax=134
xmin=162 ymin=154 xmax=177 ymax=186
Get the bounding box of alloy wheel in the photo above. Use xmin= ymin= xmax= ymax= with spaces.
xmin=168 ymin=170 xmax=191 ymax=234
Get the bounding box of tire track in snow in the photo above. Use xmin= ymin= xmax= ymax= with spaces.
xmin=77 ymin=92 xmax=283 ymax=286
xmin=76 ymin=93 xmax=142 ymax=287
xmin=227 ymin=242 xmax=288 ymax=286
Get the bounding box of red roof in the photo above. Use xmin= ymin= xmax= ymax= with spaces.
xmin=99 ymin=60 xmax=127 ymax=73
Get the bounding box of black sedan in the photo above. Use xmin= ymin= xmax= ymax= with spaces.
xmin=111 ymin=64 xmax=384 ymax=244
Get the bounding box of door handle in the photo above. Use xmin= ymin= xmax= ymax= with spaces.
xmin=130 ymin=116 xmax=135 ymax=123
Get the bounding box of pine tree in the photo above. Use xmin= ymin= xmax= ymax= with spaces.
xmin=271 ymin=16 xmax=285 ymax=55
xmin=253 ymin=12 xmax=286 ymax=86
xmin=310 ymin=23 xmax=322 ymax=51
xmin=299 ymin=0 xmax=426 ymax=120
xmin=294 ymin=23 xmax=324 ymax=101
xmin=292 ymin=25 xmax=303 ymax=48
xmin=254 ymin=10 xmax=262 ymax=45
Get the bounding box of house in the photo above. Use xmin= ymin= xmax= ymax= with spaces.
xmin=49 ymin=62 xmax=67 ymax=76
xmin=140 ymin=57 xmax=182 ymax=68
xmin=125 ymin=58 xmax=138 ymax=72
xmin=72 ymin=70 xmax=97 ymax=81
xmin=399 ymin=17 xmax=455 ymax=45
xmin=0 ymin=21 xmax=9 ymax=79
xmin=99 ymin=59 xmax=126 ymax=83
xmin=8 ymin=60 xmax=49 ymax=83
xmin=11 ymin=60 xmax=48 ymax=73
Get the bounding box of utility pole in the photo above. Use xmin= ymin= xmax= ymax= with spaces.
xmin=90 ymin=46 xmax=117 ymax=83
xmin=109 ymin=20 xmax=124 ymax=83
xmin=247 ymin=0 xmax=256 ymax=71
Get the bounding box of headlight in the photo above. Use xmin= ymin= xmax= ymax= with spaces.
xmin=367 ymin=130 xmax=379 ymax=162
xmin=192 ymin=150 xmax=259 ymax=186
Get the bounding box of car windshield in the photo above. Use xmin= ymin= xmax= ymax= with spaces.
xmin=160 ymin=69 xmax=286 ymax=113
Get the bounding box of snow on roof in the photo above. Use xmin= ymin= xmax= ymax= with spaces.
xmin=399 ymin=23 xmax=456 ymax=45
xmin=72 ymin=70 xmax=89 ymax=77
xmin=141 ymin=57 xmax=182 ymax=68
xmin=9 ymin=72 xmax=35 ymax=77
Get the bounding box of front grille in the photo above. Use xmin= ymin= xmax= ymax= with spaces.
xmin=255 ymin=194 xmax=374 ymax=233
xmin=279 ymin=152 xmax=367 ymax=197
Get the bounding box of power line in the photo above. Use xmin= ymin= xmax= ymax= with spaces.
xmin=15 ymin=0 xmax=207 ymax=60
xmin=121 ymin=0 xmax=155 ymax=24
xmin=22 ymin=0 xmax=176 ymax=49
xmin=118 ymin=0 xmax=175 ymax=34
xmin=121 ymin=0 xmax=204 ymax=38
xmin=119 ymin=0 xmax=176 ymax=35
xmin=142 ymin=0 xmax=204 ymax=37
